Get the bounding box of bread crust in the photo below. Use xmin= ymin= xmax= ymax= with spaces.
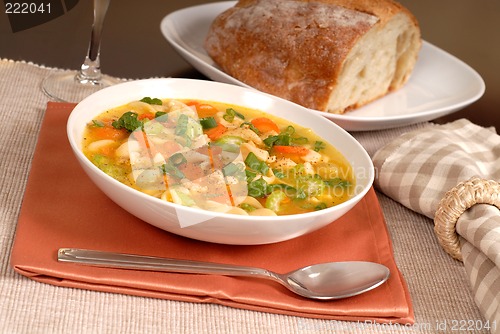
xmin=205 ymin=0 xmax=421 ymax=113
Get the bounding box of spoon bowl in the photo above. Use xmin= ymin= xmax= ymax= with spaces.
xmin=282 ymin=262 xmax=390 ymax=299
xmin=58 ymin=248 xmax=390 ymax=300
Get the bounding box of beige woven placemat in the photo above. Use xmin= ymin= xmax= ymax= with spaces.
xmin=373 ymin=120 xmax=500 ymax=334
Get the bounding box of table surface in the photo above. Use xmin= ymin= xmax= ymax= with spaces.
xmin=0 ymin=1 xmax=498 ymax=333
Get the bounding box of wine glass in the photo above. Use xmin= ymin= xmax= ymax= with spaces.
xmin=42 ymin=0 xmax=118 ymax=102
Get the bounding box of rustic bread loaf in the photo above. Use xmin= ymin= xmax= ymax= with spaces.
xmin=204 ymin=0 xmax=421 ymax=114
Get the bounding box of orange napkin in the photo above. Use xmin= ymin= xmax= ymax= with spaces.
xmin=10 ymin=102 xmax=414 ymax=324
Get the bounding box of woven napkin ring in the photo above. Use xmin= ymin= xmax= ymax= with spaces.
xmin=434 ymin=177 xmax=500 ymax=261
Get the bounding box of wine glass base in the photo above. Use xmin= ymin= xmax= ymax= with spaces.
xmin=42 ymin=71 xmax=119 ymax=103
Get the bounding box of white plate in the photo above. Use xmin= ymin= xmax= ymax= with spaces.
xmin=160 ymin=1 xmax=485 ymax=131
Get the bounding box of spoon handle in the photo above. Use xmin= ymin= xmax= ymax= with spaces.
xmin=58 ymin=248 xmax=270 ymax=278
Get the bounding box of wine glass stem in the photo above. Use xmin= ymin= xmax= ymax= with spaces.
xmin=76 ymin=0 xmax=111 ymax=85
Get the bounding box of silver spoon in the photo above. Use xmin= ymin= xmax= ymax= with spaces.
xmin=58 ymin=248 xmax=390 ymax=300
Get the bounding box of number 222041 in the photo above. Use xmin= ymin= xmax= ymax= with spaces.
xmin=5 ymin=2 xmax=51 ymax=14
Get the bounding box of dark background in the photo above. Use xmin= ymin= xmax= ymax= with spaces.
xmin=1 ymin=0 xmax=499 ymax=130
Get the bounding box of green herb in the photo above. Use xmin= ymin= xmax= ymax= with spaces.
xmin=314 ymin=141 xmax=326 ymax=152
xmin=247 ymin=178 xmax=271 ymax=198
xmin=244 ymin=152 xmax=269 ymax=175
xmin=228 ymin=108 xmax=244 ymax=119
xmin=160 ymin=162 xmax=185 ymax=180
xmin=91 ymin=154 xmax=126 ymax=179
xmin=292 ymin=137 xmax=309 ymax=145
xmin=245 ymin=170 xmax=257 ymax=182
xmin=222 ymin=108 xmax=245 ymax=122
xmin=294 ymin=188 xmax=307 ymax=200
xmin=314 ymin=203 xmax=327 ymax=211
xmin=263 ymin=128 xmax=295 ymax=147
xmin=265 ymin=190 xmax=286 ymax=212
xmin=140 ymin=97 xmax=162 ymax=105
xmin=263 ymin=125 xmax=311 ymax=148
xmin=291 ymin=164 xmax=306 ymax=175
xmin=263 ymin=135 xmax=278 ymax=147
xmin=239 ymin=203 xmax=257 ymax=212
xmin=175 ymin=114 xmax=188 ymax=136
xmin=161 ymin=153 xmax=191 ymax=180
xmin=233 ymin=109 xmax=245 ymax=119
xmin=185 ymin=117 xmax=203 ymax=139
xmin=284 ymin=126 xmax=295 ymax=135
xmin=297 ymin=175 xmax=324 ymax=197
xmin=269 ymin=184 xmax=306 ymax=200
xmin=263 ymin=133 xmax=291 ymax=147
xmin=143 ymin=121 xmax=165 ymax=136
xmin=222 ymin=162 xmax=243 ymax=177
xmin=199 ymin=116 xmax=218 ymax=129
xmin=214 ymin=136 xmax=246 ymax=153
xmin=176 ymin=135 xmax=191 ymax=148
xmin=324 ymin=178 xmax=351 ymax=188
xmin=155 ymin=111 xmax=167 ymax=119
xmin=112 ymin=111 xmax=143 ymax=132
xmin=91 ymin=119 xmax=105 ymax=128
xmin=170 ymin=187 xmax=196 ymax=206
xmin=272 ymin=169 xmax=286 ymax=179
xmin=276 ymin=135 xmax=293 ymax=145
xmin=240 ymin=122 xmax=260 ymax=134
xmin=169 ymin=153 xmax=186 ymax=166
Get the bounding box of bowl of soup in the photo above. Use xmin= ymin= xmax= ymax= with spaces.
xmin=67 ymin=78 xmax=374 ymax=245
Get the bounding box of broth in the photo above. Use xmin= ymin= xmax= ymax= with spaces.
xmin=82 ymin=98 xmax=355 ymax=216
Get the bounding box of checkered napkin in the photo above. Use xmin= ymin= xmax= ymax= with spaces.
xmin=372 ymin=119 xmax=500 ymax=331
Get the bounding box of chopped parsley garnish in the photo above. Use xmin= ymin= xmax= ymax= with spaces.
xmin=140 ymin=97 xmax=162 ymax=105
xmin=112 ymin=111 xmax=143 ymax=132
xmin=155 ymin=111 xmax=167 ymax=119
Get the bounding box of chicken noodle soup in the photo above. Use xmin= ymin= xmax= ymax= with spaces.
xmin=82 ymin=98 xmax=355 ymax=216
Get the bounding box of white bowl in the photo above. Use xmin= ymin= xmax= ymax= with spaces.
xmin=67 ymin=78 xmax=374 ymax=245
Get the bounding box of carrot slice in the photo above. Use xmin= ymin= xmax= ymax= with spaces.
xmin=205 ymin=123 xmax=227 ymax=140
xmin=251 ymin=117 xmax=280 ymax=133
xmin=138 ymin=113 xmax=155 ymax=121
xmin=92 ymin=126 xmax=128 ymax=141
xmin=196 ymin=104 xmax=219 ymax=118
xmin=184 ymin=101 xmax=219 ymax=118
xmin=273 ymin=145 xmax=310 ymax=156
xmin=185 ymin=100 xmax=200 ymax=107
